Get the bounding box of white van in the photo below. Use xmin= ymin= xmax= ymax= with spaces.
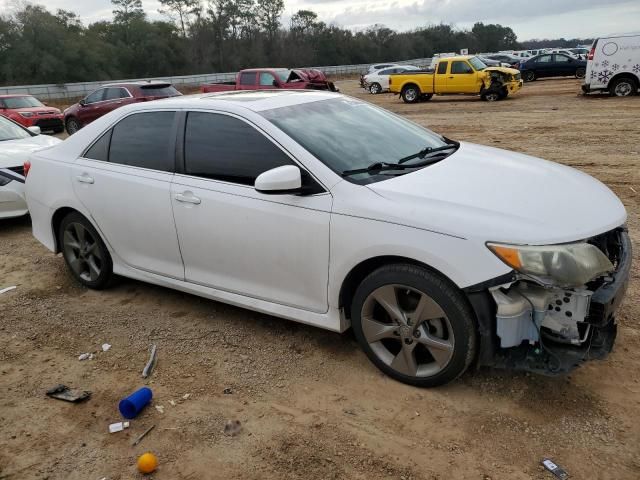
xmin=583 ymin=33 xmax=640 ymax=96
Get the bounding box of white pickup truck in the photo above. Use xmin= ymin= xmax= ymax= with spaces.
xmin=583 ymin=33 xmax=640 ymax=96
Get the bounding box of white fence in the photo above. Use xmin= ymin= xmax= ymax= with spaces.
xmin=0 ymin=58 xmax=432 ymax=101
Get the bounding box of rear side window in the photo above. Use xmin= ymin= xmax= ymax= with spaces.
xmin=109 ymin=112 xmax=176 ymax=171
xmin=104 ymin=88 xmax=129 ymax=100
xmin=84 ymin=130 xmax=112 ymax=161
xmin=184 ymin=112 xmax=292 ymax=185
xmin=437 ymin=62 xmax=448 ymax=74
xmin=139 ymin=85 xmax=180 ymax=97
xmin=239 ymin=72 xmax=256 ymax=86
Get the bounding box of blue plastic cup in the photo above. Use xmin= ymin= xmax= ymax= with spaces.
xmin=119 ymin=387 xmax=153 ymax=419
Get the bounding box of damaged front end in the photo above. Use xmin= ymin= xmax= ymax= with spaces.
xmin=481 ymin=68 xmax=523 ymax=99
xmin=467 ymin=227 xmax=631 ymax=375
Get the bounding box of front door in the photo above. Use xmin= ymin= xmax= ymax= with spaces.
xmin=71 ymin=110 xmax=184 ymax=279
xmin=171 ymin=111 xmax=331 ymax=313
xmin=446 ymin=60 xmax=477 ymax=93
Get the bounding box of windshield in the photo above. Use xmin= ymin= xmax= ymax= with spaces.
xmin=469 ymin=56 xmax=488 ymax=71
xmin=1 ymin=96 xmax=44 ymax=109
xmin=261 ymin=97 xmax=449 ymax=184
xmin=0 ymin=116 xmax=31 ymax=141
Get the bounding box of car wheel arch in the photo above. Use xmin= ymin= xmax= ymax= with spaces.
xmin=51 ymin=207 xmax=103 ymax=253
xmin=337 ymin=255 xmax=462 ymax=319
xmin=608 ymin=73 xmax=639 ymax=93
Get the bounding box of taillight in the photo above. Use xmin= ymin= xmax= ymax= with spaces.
xmin=23 ymin=160 xmax=31 ymax=177
xmin=588 ymin=47 xmax=595 ymax=60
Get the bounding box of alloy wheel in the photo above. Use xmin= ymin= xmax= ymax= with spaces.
xmin=360 ymin=284 xmax=455 ymax=378
xmin=63 ymin=222 xmax=104 ymax=282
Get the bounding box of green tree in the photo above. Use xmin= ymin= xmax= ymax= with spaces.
xmin=158 ymin=0 xmax=201 ymax=37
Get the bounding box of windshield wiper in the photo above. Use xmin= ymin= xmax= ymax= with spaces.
xmin=398 ymin=141 xmax=460 ymax=165
xmin=342 ymin=162 xmax=415 ymax=177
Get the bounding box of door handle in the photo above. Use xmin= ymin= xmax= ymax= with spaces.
xmin=448 ymin=76 xmax=454 ymax=79
xmin=174 ymin=193 xmax=201 ymax=205
xmin=75 ymin=174 xmax=94 ymax=184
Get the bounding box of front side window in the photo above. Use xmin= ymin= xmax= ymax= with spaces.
xmin=451 ymin=61 xmax=473 ymax=74
xmin=261 ymin=97 xmax=449 ymax=184
xmin=239 ymin=72 xmax=256 ymax=86
xmin=437 ymin=62 xmax=448 ymax=74
xmin=109 ymin=112 xmax=175 ymax=171
xmin=85 ymin=89 xmax=106 ymax=104
xmin=536 ymin=55 xmax=552 ymax=63
xmin=0 ymin=116 xmax=31 ymax=141
xmin=184 ymin=112 xmax=292 ymax=186
xmin=259 ymin=72 xmax=277 ymax=86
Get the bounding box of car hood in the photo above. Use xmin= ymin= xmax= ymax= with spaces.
xmin=0 ymin=135 xmax=61 ymax=168
xmin=485 ymin=66 xmax=521 ymax=75
xmin=367 ymin=142 xmax=626 ymax=245
xmin=7 ymin=106 xmax=61 ymax=114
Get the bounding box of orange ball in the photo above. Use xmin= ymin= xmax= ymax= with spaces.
xmin=137 ymin=452 xmax=158 ymax=474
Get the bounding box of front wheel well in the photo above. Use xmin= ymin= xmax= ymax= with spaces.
xmin=51 ymin=207 xmax=81 ymax=253
xmin=338 ymin=256 xmax=458 ymax=318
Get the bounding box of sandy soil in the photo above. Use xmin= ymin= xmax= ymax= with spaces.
xmin=1 ymin=78 xmax=639 ymax=480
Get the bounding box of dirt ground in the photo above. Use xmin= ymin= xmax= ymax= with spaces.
xmin=1 ymin=78 xmax=639 ymax=480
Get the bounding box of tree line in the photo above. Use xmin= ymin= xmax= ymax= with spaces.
xmin=0 ymin=0 xmax=589 ymax=86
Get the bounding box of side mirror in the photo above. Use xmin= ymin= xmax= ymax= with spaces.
xmin=79 ymin=99 xmax=86 ymax=106
xmin=28 ymin=126 xmax=41 ymax=135
xmin=255 ymin=165 xmax=302 ymax=194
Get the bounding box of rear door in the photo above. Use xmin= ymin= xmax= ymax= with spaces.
xmin=171 ymin=111 xmax=331 ymax=312
xmin=434 ymin=61 xmax=449 ymax=93
xmin=100 ymin=87 xmax=135 ymax=115
xmin=533 ymin=55 xmax=553 ymax=77
xmin=71 ymin=110 xmax=184 ymax=279
xmin=552 ymin=54 xmax=574 ymax=76
xmin=238 ymin=72 xmax=257 ymax=90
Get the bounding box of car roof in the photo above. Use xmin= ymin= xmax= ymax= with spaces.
xmin=119 ymin=90 xmax=341 ymax=113
xmin=0 ymin=94 xmax=33 ymax=98
xmin=100 ymin=81 xmax=172 ymax=87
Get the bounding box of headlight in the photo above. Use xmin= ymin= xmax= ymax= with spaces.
xmin=18 ymin=112 xmax=34 ymax=117
xmin=487 ymin=241 xmax=613 ymax=286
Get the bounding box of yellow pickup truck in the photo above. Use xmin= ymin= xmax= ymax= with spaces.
xmin=389 ymin=55 xmax=523 ymax=103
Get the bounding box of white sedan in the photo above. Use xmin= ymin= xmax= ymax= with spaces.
xmin=0 ymin=117 xmax=60 ymax=219
xmin=25 ymin=91 xmax=630 ymax=387
xmin=364 ymin=65 xmax=421 ymax=94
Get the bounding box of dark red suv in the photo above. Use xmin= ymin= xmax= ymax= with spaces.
xmin=63 ymin=81 xmax=181 ymax=135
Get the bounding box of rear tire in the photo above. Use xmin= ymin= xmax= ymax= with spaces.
xmin=369 ymin=82 xmax=382 ymax=94
xmin=65 ymin=117 xmax=82 ymax=135
xmin=575 ymin=68 xmax=586 ymax=79
xmin=401 ymin=85 xmax=421 ymax=104
xmin=351 ymin=264 xmax=477 ymax=387
xmin=609 ymin=77 xmax=637 ymax=97
xmin=523 ymin=70 xmax=536 ymax=82
xmin=58 ymin=212 xmax=113 ymax=289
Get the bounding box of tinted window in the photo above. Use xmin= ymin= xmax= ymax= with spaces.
xmin=85 ymin=89 xmax=105 ymax=104
xmin=109 ymin=112 xmax=175 ymax=171
xmin=84 ymin=129 xmax=112 ymax=161
xmin=139 ymin=85 xmax=180 ymax=97
xmin=259 ymin=72 xmax=277 ymax=86
xmin=378 ymin=69 xmax=393 ymax=75
xmin=185 ymin=112 xmax=292 ymax=185
xmin=536 ymin=55 xmax=552 ymax=63
xmin=104 ymin=88 xmax=128 ymax=101
xmin=437 ymin=62 xmax=448 ymax=74
xmin=451 ymin=61 xmax=473 ymax=74
xmin=239 ymin=72 xmax=256 ymax=85
xmin=554 ymin=55 xmax=570 ymax=63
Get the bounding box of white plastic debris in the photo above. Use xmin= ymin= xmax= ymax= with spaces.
xmin=0 ymin=286 xmax=17 ymax=295
xmin=169 ymin=400 xmax=176 ymax=406
xmin=101 ymin=343 xmax=111 ymax=352
xmin=155 ymin=405 xmax=165 ymax=414
xmin=78 ymin=353 xmax=94 ymax=361
xmin=109 ymin=421 xmax=130 ymax=433
xmin=182 ymin=394 xmax=191 ymax=400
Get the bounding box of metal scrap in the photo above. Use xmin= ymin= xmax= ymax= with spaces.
xmin=142 ymin=344 xmax=157 ymax=378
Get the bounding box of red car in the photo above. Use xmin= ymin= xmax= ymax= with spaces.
xmin=0 ymin=95 xmax=64 ymax=133
xmin=63 ymin=81 xmax=181 ymax=135
xmin=201 ymin=68 xmax=338 ymax=93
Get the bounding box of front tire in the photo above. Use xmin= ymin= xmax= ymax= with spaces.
xmin=523 ymin=70 xmax=536 ymax=82
xmin=65 ymin=117 xmax=82 ymax=135
xmin=351 ymin=264 xmax=477 ymax=387
xmin=401 ymin=85 xmax=421 ymax=104
xmin=609 ymin=77 xmax=637 ymax=97
xmin=59 ymin=212 xmax=113 ymax=289
xmin=575 ymin=68 xmax=586 ymax=79
xmin=481 ymin=90 xmax=501 ymax=101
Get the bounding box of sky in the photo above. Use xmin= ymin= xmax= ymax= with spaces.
xmin=3 ymin=0 xmax=640 ymax=40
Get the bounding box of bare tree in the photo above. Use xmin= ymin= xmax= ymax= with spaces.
xmin=158 ymin=0 xmax=201 ymax=37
